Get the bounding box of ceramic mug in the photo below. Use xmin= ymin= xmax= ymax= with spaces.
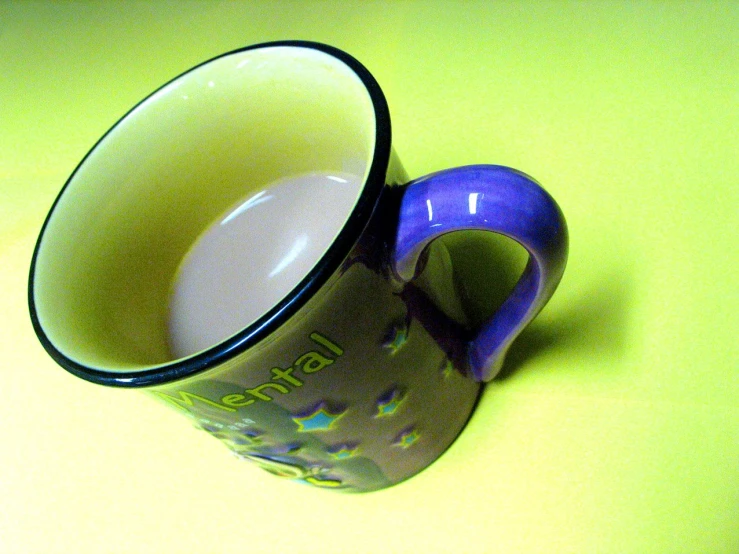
xmin=28 ymin=41 xmax=568 ymax=492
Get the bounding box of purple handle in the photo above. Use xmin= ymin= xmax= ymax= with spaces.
xmin=392 ymin=165 xmax=568 ymax=382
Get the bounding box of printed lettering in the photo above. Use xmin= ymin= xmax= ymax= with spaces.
xmin=296 ymin=351 xmax=334 ymax=374
xmin=154 ymin=332 xmax=343 ymax=417
xmin=310 ymin=332 xmax=344 ymax=356
xmin=153 ymin=390 xmax=237 ymax=413
xmin=221 ymin=393 xmax=256 ymax=407
xmin=245 ymin=382 xmax=290 ymax=401
xmin=271 ymin=366 xmax=303 ymax=387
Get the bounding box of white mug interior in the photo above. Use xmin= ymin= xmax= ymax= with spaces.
xmin=32 ymin=45 xmax=376 ymax=372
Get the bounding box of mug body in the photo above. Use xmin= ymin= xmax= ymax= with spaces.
xmin=29 ymin=42 xmax=480 ymax=491
xmin=152 ymin=182 xmax=480 ymax=490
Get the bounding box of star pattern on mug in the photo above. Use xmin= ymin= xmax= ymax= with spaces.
xmin=292 ymin=402 xmax=346 ymax=432
xmin=375 ymin=387 xmax=406 ymax=418
xmin=393 ymin=427 xmax=420 ymax=449
xmin=327 ymin=443 xmax=359 ymax=460
xmin=382 ymin=320 xmax=408 ymax=355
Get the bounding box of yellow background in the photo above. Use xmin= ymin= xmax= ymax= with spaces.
xmin=1 ymin=2 xmax=737 ymax=552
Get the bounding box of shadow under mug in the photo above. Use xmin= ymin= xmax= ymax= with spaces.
xmin=28 ymin=41 xmax=568 ymax=492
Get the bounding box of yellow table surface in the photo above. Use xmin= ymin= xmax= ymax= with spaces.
xmin=1 ymin=2 xmax=737 ymax=552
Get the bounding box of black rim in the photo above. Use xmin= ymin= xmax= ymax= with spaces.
xmin=28 ymin=40 xmax=392 ymax=388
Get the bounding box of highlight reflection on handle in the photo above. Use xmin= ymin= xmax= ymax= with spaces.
xmin=392 ymin=165 xmax=568 ymax=382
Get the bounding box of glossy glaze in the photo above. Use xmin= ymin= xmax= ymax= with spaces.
xmin=394 ymin=165 xmax=568 ymax=381
xmin=150 ymin=195 xmax=482 ymax=490
xmin=29 ymin=41 xmax=568 ymax=492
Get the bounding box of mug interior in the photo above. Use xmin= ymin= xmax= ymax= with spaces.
xmin=31 ymin=45 xmax=377 ymax=373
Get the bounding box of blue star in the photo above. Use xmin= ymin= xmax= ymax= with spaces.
xmin=328 ymin=443 xmax=359 ymax=460
xmin=375 ymin=389 xmax=405 ymax=417
xmin=293 ymin=403 xmax=346 ymax=432
xmin=383 ymin=321 xmax=408 ymax=355
xmin=393 ymin=428 xmax=420 ymax=449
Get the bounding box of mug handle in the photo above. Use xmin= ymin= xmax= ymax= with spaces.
xmin=392 ymin=165 xmax=568 ymax=382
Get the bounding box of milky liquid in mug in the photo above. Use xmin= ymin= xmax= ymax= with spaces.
xmin=168 ymin=172 xmax=363 ymax=359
